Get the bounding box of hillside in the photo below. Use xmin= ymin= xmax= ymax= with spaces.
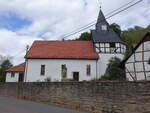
xmin=121 ymin=25 xmax=150 ymax=45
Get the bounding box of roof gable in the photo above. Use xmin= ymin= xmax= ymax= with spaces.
xmin=122 ymin=32 xmax=150 ymax=63
xmin=92 ymin=9 xmax=123 ymax=43
xmin=26 ymin=41 xmax=99 ymax=60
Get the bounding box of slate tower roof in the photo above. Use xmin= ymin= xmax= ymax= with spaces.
xmin=91 ymin=9 xmax=124 ymax=43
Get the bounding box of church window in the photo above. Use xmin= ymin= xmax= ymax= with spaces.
xmin=86 ymin=65 xmax=91 ymax=76
xmin=11 ymin=72 xmax=15 ymax=78
xmin=41 ymin=65 xmax=45 ymax=75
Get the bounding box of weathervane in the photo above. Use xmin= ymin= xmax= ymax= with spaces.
xmin=97 ymin=0 xmax=102 ymax=9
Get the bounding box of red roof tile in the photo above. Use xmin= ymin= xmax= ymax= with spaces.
xmin=26 ymin=41 xmax=99 ymax=60
xmin=6 ymin=63 xmax=25 ymax=72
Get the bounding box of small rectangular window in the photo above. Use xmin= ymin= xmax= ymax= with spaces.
xmin=86 ymin=65 xmax=91 ymax=76
xmin=41 ymin=65 xmax=45 ymax=75
xmin=11 ymin=72 xmax=15 ymax=78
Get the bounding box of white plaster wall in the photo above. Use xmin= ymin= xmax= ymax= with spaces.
xmin=147 ymin=72 xmax=150 ymax=80
xmin=6 ymin=72 xmax=19 ymax=82
xmin=126 ymin=73 xmax=134 ymax=81
xmin=25 ymin=59 xmax=97 ymax=82
xmin=125 ymin=41 xmax=150 ymax=81
xmin=97 ymin=53 xmax=124 ymax=78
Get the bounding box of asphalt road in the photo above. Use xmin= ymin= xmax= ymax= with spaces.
xmin=0 ymin=97 xmax=87 ymax=113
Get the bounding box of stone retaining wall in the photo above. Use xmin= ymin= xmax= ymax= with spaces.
xmin=0 ymin=82 xmax=150 ymax=113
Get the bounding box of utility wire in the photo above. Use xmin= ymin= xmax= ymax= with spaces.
xmin=62 ymin=0 xmax=137 ymax=38
xmin=29 ymin=0 xmax=143 ymax=49
xmin=62 ymin=0 xmax=142 ymax=39
xmin=61 ymin=0 xmax=143 ymax=39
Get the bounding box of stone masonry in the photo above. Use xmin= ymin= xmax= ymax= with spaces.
xmin=0 ymin=81 xmax=150 ymax=113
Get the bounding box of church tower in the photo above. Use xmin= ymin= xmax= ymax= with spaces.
xmin=91 ymin=9 xmax=126 ymax=77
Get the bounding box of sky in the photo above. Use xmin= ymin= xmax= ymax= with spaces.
xmin=0 ymin=0 xmax=149 ymax=65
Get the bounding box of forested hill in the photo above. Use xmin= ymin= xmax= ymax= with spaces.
xmin=121 ymin=25 xmax=150 ymax=45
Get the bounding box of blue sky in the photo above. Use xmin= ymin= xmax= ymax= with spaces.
xmin=0 ymin=0 xmax=149 ymax=64
xmin=0 ymin=13 xmax=31 ymax=31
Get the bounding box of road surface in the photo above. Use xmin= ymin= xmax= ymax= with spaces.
xmin=0 ymin=97 xmax=87 ymax=113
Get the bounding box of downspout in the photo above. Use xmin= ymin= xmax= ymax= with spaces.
xmin=24 ymin=59 xmax=28 ymax=82
xmin=24 ymin=45 xmax=29 ymax=82
xmin=96 ymin=59 xmax=98 ymax=80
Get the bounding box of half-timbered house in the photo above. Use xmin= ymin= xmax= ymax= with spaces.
xmin=123 ymin=32 xmax=150 ymax=81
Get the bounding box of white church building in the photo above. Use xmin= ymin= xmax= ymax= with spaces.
xmin=5 ymin=10 xmax=126 ymax=82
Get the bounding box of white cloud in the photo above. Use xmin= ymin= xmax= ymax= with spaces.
xmin=107 ymin=0 xmax=150 ymax=29
xmin=0 ymin=29 xmax=41 ymax=64
xmin=0 ymin=0 xmax=149 ymax=64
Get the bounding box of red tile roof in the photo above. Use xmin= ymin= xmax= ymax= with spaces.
xmin=6 ymin=63 xmax=25 ymax=72
xmin=26 ymin=41 xmax=99 ymax=60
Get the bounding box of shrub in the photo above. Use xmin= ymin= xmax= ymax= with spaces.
xmin=44 ymin=77 xmax=51 ymax=82
xmin=100 ymin=57 xmax=126 ymax=81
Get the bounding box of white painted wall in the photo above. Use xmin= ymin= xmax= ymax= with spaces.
xmin=97 ymin=53 xmax=124 ymax=78
xmin=6 ymin=72 xmax=19 ymax=82
xmin=125 ymin=41 xmax=150 ymax=81
xmin=25 ymin=59 xmax=97 ymax=82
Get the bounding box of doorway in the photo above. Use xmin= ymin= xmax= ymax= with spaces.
xmin=73 ymin=72 xmax=79 ymax=81
xmin=18 ymin=72 xmax=24 ymax=82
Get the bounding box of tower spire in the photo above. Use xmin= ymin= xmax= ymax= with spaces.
xmin=96 ymin=9 xmax=108 ymax=31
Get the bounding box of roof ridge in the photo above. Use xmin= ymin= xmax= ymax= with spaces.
xmin=26 ymin=41 xmax=99 ymax=59
xmin=34 ymin=40 xmax=92 ymax=42
xmin=6 ymin=62 xmax=25 ymax=72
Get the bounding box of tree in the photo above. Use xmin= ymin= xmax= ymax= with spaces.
xmin=0 ymin=59 xmax=13 ymax=82
xmin=110 ymin=23 xmax=121 ymax=37
xmin=100 ymin=57 xmax=126 ymax=81
xmin=134 ymin=26 xmax=144 ymax=30
xmin=147 ymin=24 xmax=150 ymax=29
xmin=75 ymin=32 xmax=91 ymax=41
xmin=1 ymin=59 xmax=13 ymax=69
